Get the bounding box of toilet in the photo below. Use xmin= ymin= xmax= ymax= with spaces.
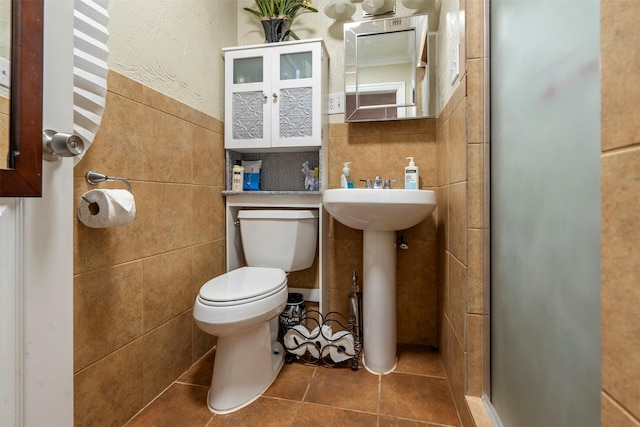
xmin=193 ymin=209 xmax=319 ymax=414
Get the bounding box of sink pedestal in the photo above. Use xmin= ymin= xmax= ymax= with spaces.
xmin=322 ymin=188 xmax=437 ymax=375
xmin=362 ymin=230 xmax=397 ymax=374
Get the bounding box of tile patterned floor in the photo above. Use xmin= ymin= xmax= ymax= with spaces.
xmin=124 ymin=345 xmax=461 ymax=427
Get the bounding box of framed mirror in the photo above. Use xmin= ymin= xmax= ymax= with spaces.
xmin=344 ymin=14 xmax=434 ymax=122
xmin=0 ymin=0 xmax=43 ymax=197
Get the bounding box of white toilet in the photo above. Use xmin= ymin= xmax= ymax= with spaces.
xmin=193 ymin=209 xmax=319 ymax=414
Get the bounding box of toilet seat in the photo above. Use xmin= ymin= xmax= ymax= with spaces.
xmin=198 ymin=267 xmax=287 ymax=307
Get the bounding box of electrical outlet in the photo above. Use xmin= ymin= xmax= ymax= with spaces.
xmin=328 ymin=92 xmax=345 ymax=114
xmin=0 ymin=57 xmax=10 ymax=89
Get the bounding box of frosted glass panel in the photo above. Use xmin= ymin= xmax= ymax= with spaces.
xmin=490 ymin=1 xmax=601 ymax=426
xmin=279 ymin=87 xmax=312 ymax=138
xmin=233 ymin=57 xmax=263 ymax=84
xmin=280 ymin=52 xmax=312 ymax=80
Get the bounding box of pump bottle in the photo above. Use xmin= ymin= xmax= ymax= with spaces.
xmin=341 ymin=162 xmax=353 ymax=189
xmin=404 ymin=157 xmax=419 ymax=190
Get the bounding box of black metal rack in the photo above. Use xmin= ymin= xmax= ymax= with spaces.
xmin=282 ymin=310 xmax=362 ymax=370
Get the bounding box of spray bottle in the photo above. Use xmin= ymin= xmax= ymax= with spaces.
xmin=348 ymin=270 xmax=363 ymax=351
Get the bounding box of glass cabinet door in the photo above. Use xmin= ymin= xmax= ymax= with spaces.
xmin=226 ymin=54 xmax=271 ymax=149
xmin=272 ymin=45 xmax=320 ymax=148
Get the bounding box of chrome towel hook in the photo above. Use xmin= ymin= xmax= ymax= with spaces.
xmin=86 ymin=170 xmax=132 ymax=193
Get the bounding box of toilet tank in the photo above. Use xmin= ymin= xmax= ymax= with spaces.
xmin=238 ymin=209 xmax=319 ymax=272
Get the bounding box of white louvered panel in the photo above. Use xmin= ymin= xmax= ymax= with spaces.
xmin=72 ymin=0 xmax=109 ymax=165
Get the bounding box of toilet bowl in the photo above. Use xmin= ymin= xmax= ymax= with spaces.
xmin=193 ymin=207 xmax=319 ymax=414
xmin=194 ymin=267 xmax=288 ymax=414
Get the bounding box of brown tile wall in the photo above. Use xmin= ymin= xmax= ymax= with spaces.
xmin=72 ymin=71 xmax=224 ymax=426
xmin=438 ymin=0 xmax=489 ymax=425
xmin=326 ymin=120 xmax=439 ymax=347
xmin=601 ymin=1 xmax=640 ymax=425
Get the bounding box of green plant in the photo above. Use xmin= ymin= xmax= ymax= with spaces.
xmin=244 ymin=0 xmax=318 ymax=40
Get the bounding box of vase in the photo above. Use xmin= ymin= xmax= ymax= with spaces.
xmin=261 ymin=18 xmax=288 ymax=43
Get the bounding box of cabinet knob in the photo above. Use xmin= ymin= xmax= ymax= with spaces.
xmin=272 ymin=92 xmax=278 ymax=101
xmin=262 ymin=93 xmax=268 ymax=101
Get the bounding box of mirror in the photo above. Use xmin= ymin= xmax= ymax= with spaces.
xmin=344 ymin=14 xmax=435 ymax=122
xmin=0 ymin=0 xmax=43 ymax=197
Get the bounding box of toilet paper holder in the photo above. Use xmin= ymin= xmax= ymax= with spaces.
xmin=86 ymin=170 xmax=132 ymax=193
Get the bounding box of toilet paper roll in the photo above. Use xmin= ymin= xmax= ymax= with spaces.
xmin=309 ymin=325 xmax=333 ymax=360
xmin=283 ymin=325 xmax=311 ymax=356
xmin=78 ymin=189 xmax=136 ymax=228
xmin=329 ymin=331 xmax=355 ymax=363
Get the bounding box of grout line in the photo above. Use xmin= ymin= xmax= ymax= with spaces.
xmin=299 ymin=365 xmax=317 ymax=403
xmin=174 ymin=381 xmax=209 ymax=389
xmin=602 ymin=390 xmax=640 ymax=424
xmin=291 ymin=400 xmax=380 ymax=417
xmin=601 ymin=143 xmax=640 ymax=157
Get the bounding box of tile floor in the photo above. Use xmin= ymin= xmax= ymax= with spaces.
xmin=125 ymin=344 xmax=461 ymax=427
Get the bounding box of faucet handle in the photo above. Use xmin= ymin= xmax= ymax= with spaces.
xmin=383 ymin=179 xmax=397 ymax=189
xmin=360 ymin=179 xmax=372 ymax=189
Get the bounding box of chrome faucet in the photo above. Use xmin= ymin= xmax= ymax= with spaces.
xmin=360 ymin=177 xmax=396 ymax=189
xmin=373 ymin=176 xmax=383 ymax=189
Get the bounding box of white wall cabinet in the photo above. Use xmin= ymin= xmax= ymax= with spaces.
xmin=224 ymin=39 xmax=328 ymax=152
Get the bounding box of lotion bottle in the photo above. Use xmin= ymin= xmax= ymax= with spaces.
xmin=232 ymin=162 xmax=244 ymax=192
xmin=341 ymin=162 xmax=352 ymax=189
xmin=404 ymin=157 xmax=419 ymax=190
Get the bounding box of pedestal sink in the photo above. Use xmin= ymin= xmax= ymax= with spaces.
xmin=323 ymin=189 xmax=437 ymax=374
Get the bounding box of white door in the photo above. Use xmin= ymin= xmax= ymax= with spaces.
xmin=0 ymin=1 xmax=74 ymax=425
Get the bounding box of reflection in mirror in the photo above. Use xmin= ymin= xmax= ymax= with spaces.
xmin=1 ymin=0 xmax=10 ymax=169
xmin=0 ymin=0 xmax=43 ymax=196
xmin=344 ymin=14 xmax=434 ymax=122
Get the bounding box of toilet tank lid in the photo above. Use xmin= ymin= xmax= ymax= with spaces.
xmin=238 ymin=209 xmax=318 ymax=220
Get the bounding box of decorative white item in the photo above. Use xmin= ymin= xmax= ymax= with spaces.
xmin=324 ymin=0 xmax=356 ymax=20
xmin=73 ymin=0 xmax=109 ymax=165
xmin=362 ymin=0 xmax=395 ymax=16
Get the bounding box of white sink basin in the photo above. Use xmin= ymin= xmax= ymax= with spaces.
xmin=323 ymin=189 xmax=437 ymax=231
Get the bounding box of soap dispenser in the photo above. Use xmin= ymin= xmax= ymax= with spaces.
xmin=341 ymin=162 xmax=354 ymax=188
xmin=404 ymin=157 xmax=419 ymax=190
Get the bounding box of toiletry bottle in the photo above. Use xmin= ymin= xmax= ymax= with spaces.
xmin=404 ymin=157 xmax=419 ymax=190
xmin=232 ymin=162 xmax=244 ymax=192
xmin=341 ymin=162 xmax=352 ymax=189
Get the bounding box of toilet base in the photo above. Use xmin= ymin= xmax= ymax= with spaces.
xmin=207 ymin=320 xmax=284 ymax=414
